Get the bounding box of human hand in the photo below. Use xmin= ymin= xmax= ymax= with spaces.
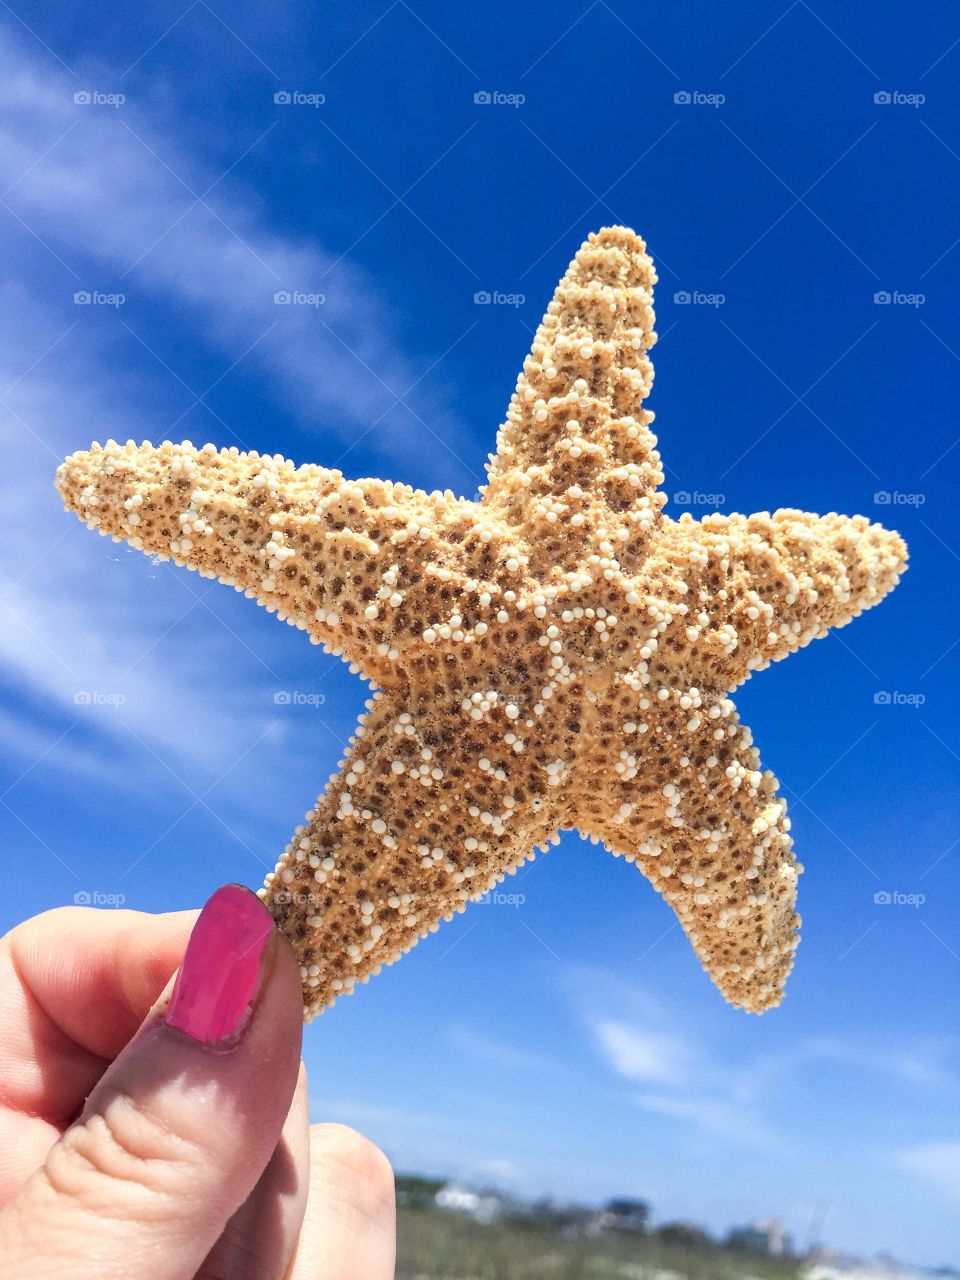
xmin=0 ymin=885 xmax=396 ymax=1278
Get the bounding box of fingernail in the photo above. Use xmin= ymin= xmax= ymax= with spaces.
xmin=165 ymin=884 xmax=275 ymax=1047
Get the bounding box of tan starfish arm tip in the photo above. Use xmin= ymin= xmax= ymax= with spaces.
xmin=664 ymin=508 xmax=907 ymax=689
xmin=55 ymin=439 xmax=509 ymax=687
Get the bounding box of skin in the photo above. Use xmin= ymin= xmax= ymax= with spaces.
xmin=0 ymin=903 xmax=396 ymax=1279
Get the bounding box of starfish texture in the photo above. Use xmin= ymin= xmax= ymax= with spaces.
xmin=56 ymin=227 xmax=907 ymax=1017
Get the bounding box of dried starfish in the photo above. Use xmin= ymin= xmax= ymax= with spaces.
xmin=56 ymin=227 xmax=906 ymax=1017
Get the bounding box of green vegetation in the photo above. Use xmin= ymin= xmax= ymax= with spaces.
xmin=396 ymin=1205 xmax=804 ymax=1280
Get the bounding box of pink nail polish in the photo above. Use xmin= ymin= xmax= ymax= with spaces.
xmin=165 ymin=884 xmax=274 ymax=1046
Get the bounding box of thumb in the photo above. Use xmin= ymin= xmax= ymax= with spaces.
xmin=0 ymin=885 xmax=304 ymax=1280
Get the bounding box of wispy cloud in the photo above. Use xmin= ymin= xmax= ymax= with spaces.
xmin=591 ymin=1020 xmax=692 ymax=1086
xmin=0 ymin=27 xmax=472 ymax=477
xmin=0 ymin=24 xmax=478 ymax=787
xmin=789 ymin=1036 xmax=958 ymax=1092
xmin=579 ymin=969 xmax=958 ymax=1157
xmin=0 ymin=287 xmax=284 ymax=773
xmin=446 ymin=1024 xmax=557 ymax=1074
xmin=635 ymin=1091 xmax=774 ymax=1149
xmin=581 ymin=975 xmax=778 ymax=1151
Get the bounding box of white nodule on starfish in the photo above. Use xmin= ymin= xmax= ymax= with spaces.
xmin=55 ymin=227 xmax=907 ymax=1018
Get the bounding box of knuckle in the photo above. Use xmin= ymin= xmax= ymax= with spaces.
xmin=311 ymin=1123 xmax=395 ymax=1223
xmin=45 ymin=1089 xmax=208 ymax=1219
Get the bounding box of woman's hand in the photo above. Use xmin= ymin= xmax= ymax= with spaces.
xmin=0 ymin=885 xmax=396 ymax=1278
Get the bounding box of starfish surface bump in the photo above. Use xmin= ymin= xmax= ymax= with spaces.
xmin=55 ymin=227 xmax=906 ymax=1017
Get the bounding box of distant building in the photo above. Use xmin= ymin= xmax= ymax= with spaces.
xmin=434 ymin=1182 xmax=504 ymax=1224
xmin=728 ymin=1217 xmax=792 ymax=1256
xmin=598 ymin=1198 xmax=651 ymax=1233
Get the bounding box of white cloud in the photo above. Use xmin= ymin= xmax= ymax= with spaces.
xmin=0 ymin=27 xmax=471 ymax=477
xmin=584 ymin=976 xmax=958 ymax=1161
xmin=635 ymin=1092 xmax=775 ymax=1150
xmin=0 ymin=286 xmax=285 ymax=772
xmin=585 ymin=992 xmax=777 ymax=1150
xmin=0 ymin=24 xmax=478 ymax=785
xmin=591 ymin=1020 xmax=692 ymax=1086
xmin=896 ymin=1141 xmax=960 ymax=1203
xmin=592 ymin=1019 xmax=776 ymax=1150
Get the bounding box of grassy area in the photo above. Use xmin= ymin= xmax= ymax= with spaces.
xmin=397 ymin=1208 xmax=804 ymax=1280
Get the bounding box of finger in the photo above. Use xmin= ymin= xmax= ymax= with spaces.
xmin=285 ymin=1123 xmax=395 ymax=1280
xmin=0 ymin=908 xmax=197 ymax=1201
xmin=199 ymin=1062 xmax=310 ymax=1280
xmin=1 ymin=907 xmax=198 ymax=1120
xmin=0 ymin=885 xmax=303 ymax=1280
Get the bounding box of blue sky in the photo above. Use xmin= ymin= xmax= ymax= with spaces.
xmin=0 ymin=0 xmax=958 ymax=1266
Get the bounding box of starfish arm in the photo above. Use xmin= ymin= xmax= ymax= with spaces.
xmin=661 ymin=509 xmax=907 ymax=689
xmin=55 ymin=439 xmax=487 ymax=683
xmin=577 ymin=698 xmax=800 ymax=1013
xmin=261 ymin=688 xmax=562 ymax=1017
xmin=483 ymin=227 xmax=666 ymax=570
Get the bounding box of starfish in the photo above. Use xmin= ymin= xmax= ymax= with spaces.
xmin=56 ymin=227 xmax=906 ymax=1018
